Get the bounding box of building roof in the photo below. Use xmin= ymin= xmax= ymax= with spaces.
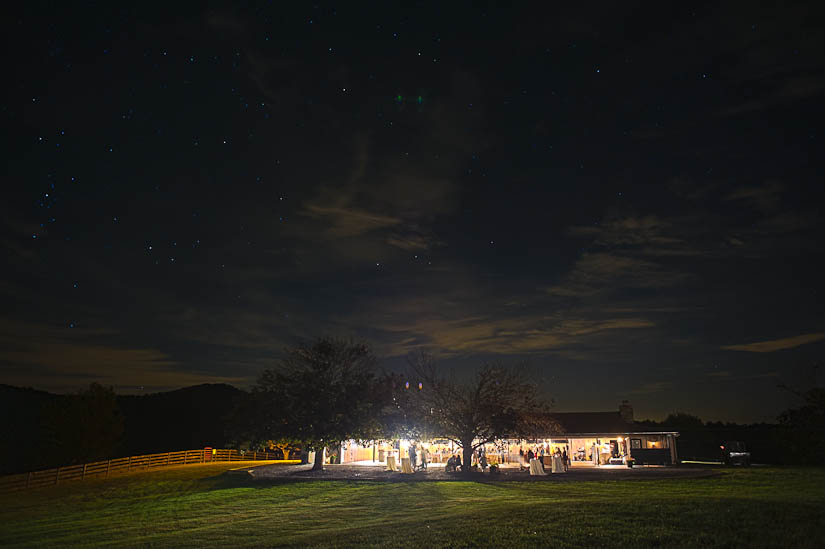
xmin=548 ymin=411 xmax=678 ymax=436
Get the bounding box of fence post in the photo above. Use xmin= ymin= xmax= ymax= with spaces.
xmin=166 ymin=452 xmax=170 ymax=466
xmin=106 ymin=459 xmax=111 ymax=477
xmin=26 ymin=472 xmax=31 ymax=488
xmin=82 ymin=463 xmax=87 ymax=480
xmin=128 ymin=456 xmax=132 ymax=471
xmin=55 ymin=467 xmax=61 ymax=485
xmin=184 ymin=451 xmax=188 ymax=465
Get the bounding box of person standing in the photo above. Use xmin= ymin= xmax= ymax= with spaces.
xmin=420 ymin=445 xmax=429 ymax=470
xmin=409 ymin=444 xmax=417 ymax=470
xmin=562 ymin=449 xmax=569 ymax=472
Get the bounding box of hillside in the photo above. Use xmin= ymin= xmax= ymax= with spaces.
xmin=118 ymin=383 xmax=244 ymax=455
xmin=0 ymin=383 xmax=245 ymax=475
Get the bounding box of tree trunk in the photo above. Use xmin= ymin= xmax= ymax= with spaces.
xmin=312 ymin=447 xmax=325 ymax=471
xmin=281 ymin=449 xmax=290 ymax=460
xmin=462 ymin=441 xmax=474 ymax=474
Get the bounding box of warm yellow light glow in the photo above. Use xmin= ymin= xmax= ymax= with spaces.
xmin=400 ymin=439 xmax=409 ymax=449
xmin=616 ymin=437 xmax=624 ymax=442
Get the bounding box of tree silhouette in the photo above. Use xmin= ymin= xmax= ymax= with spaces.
xmin=252 ymin=338 xmax=386 ymax=470
xmin=404 ymin=352 xmax=555 ymax=472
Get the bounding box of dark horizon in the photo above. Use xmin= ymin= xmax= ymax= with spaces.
xmin=2 ymin=3 xmax=823 ymax=423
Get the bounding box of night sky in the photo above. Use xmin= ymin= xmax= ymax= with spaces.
xmin=3 ymin=3 xmax=824 ymax=422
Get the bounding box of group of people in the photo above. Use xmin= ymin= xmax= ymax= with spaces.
xmin=409 ymin=444 xmax=492 ymax=473
xmin=444 ymin=454 xmax=463 ymax=472
xmin=519 ymin=446 xmax=570 ymax=472
xmin=407 ymin=443 xmax=430 ymax=471
xmin=443 ymin=448 xmax=490 ymax=472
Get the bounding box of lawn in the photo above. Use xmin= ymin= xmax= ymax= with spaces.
xmin=1 ymin=463 xmax=823 ymax=547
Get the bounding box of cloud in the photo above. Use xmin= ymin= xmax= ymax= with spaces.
xmin=0 ymin=341 xmax=245 ymax=392
xmin=0 ymin=317 xmax=252 ymax=393
xmin=568 ymin=216 xmax=680 ymax=246
xmin=301 ymin=203 xmax=402 ymax=238
xmin=385 ymin=233 xmax=433 ymax=251
xmin=378 ymin=307 xmax=655 ymax=357
xmin=726 ymin=181 xmax=785 ymax=211
xmin=755 ymin=212 xmax=817 ymax=235
xmin=722 ymin=332 xmax=825 ymax=353
xmin=722 ymin=76 xmax=825 ymax=116
xmin=289 ymin=131 xmax=462 ymax=266
xmin=547 ymin=252 xmax=686 ymax=297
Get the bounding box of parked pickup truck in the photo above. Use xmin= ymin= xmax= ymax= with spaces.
xmin=720 ymin=441 xmax=751 ymax=466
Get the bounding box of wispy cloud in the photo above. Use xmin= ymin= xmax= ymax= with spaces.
xmin=378 ymin=307 xmax=655 ymax=357
xmin=722 ymin=332 xmax=825 ymax=353
xmin=722 ymin=76 xmax=825 ymax=116
xmin=0 ymin=340 xmax=244 ymax=392
xmin=568 ymin=216 xmax=682 ymax=247
xmin=726 ymin=181 xmax=785 ymax=211
xmin=301 ymin=204 xmax=402 ymax=238
xmin=547 ymin=252 xmax=688 ymax=297
xmin=0 ymin=317 xmax=251 ymax=392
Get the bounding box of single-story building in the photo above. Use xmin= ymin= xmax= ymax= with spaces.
xmin=543 ymin=401 xmax=679 ymax=465
xmin=338 ymin=401 xmax=679 ymax=466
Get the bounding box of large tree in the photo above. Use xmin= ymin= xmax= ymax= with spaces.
xmin=252 ymin=338 xmax=386 ymax=470
xmin=405 ymin=353 xmax=555 ymax=472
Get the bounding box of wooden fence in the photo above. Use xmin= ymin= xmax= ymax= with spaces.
xmin=0 ymin=449 xmax=293 ymax=493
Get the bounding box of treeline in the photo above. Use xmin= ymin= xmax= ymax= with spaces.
xmin=0 ymin=383 xmax=242 ymax=475
xmin=636 ymin=399 xmax=825 ymax=466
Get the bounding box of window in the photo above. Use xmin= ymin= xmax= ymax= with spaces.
xmin=646 ymin=437 xmax=669 ymax=449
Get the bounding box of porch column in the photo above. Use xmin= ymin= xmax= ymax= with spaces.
xmin=669 ymin=435 xmax=678 ymax=464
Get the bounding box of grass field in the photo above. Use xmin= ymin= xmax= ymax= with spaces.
xmin=1 ymin=463 xmax=823 ymax=547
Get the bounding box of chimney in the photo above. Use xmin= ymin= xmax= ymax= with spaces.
xmin=619 ymin=400 xmax=634 ymax=423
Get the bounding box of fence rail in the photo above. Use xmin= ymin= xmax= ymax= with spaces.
xmin=0 ymin=449 xmax=292 ymax=493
